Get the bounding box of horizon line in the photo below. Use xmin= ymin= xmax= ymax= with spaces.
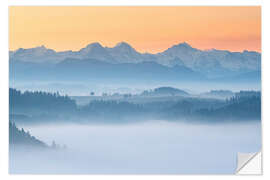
xmin=9 ymin=41 xmax=261 ymax=54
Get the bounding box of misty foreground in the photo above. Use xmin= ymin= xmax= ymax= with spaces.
xmin=10 ymin=121 xmax=261 ymax=174
xmin=9 ymin=88 xmax=261 ymax=174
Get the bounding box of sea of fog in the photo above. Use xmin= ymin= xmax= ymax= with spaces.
xmin=10 ymin=120 xmax=261 ymax=174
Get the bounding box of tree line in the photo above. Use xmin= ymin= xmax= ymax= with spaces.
xmin=9 ymin=88 xmax=261 ymax=123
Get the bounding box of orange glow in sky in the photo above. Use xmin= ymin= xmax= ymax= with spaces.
xmin=9 ymin=6 xmax=261 ymax=53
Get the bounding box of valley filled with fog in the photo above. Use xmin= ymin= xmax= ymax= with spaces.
xmin=10 ymin=120 xmax=261 ymax=174
xmin=9 ymin=87 xmax=261 ymax=174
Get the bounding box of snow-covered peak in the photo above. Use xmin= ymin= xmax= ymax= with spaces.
xmin=10 ymin=45 xmax=58 ymax=63
xmin=78 ymin=42 xmax=114 ymax=61
xmin=81 ymin=42 xmax=104 ymax=53
xmin=111 ymin=42 xmax=138 ymax=54
xmin=37 ymin=45 xmax=47 ymax=50
xmin=10 ymin=42 xmax=261 ymax=74
xmin=79 ymin=42 xmax=109 ymax=57
xmin=175 ymin=42 xmax=193 ymax=48
xmin=104 ymin=42 xmax=146 ymax=63
xmin=161 ymin=42 xmax=199 ymax=56
xmin=115 ymin=42 xmax=133 ymax=49
xmin=86 ymin=42 xmax=102 ymax=48
xmin=13 ymin=45 xmax=55 ymax=56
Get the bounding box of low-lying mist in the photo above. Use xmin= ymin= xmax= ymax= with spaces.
xmin=10 ymin=120 xmax=261 ymax=174
xmin=10 ymin=80 xmax=261 ymax=96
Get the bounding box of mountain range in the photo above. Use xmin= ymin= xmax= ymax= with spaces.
xmin=10 ymin=42 xmax=261 ymax=78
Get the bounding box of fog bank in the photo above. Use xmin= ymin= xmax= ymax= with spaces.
xmin=10 ymin=121 xmax=261 ymax=174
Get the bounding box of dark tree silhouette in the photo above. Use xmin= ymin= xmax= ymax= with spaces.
xmin=9 ymin=121 xmax=48 ymax=148
xmin=195 ymin=91 xmax=261 ymax=121
xmin=9 ymin=88 xmax=77 ymax=114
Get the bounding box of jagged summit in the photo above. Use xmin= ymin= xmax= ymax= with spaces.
xmin=78 ymin=42 xmax=113 ymax=61
xmin=12 ymin=45 xmax=56 ymax=60
xmin=79 ymin=42 xmax=106 ymax=54
xmin=38 ymin=45 xmax=47 ymax=49
xmin=175 ymin=42 xmax=193 ymax=48
xmin=114 ymin=42 xmax=133 ymax=48
xmin=81 ymin=42 xmax=104 ymax=51
xmin=167 ymin=42 xmax=198 ymax=51
xmin=110 ymin=42 xmax=138 ymax=55
xmin=86 ymin=42 xmax=102 ymax=48
xmin=15 ymin=45 xmax=48 ymax=52
xmin=112 ymin=42 xmax=136 ymax=52
xmin=9 ymin=41 xmax=261 ymax=75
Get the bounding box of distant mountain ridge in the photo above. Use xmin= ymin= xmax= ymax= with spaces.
xmin=9 ymin=42 xmax=261 ymax=78
xmin=10 ymin=58 xmax=204 ymax=83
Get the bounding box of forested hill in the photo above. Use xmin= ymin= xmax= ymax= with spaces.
xmin=194 ymin=91 xmax=261 ymax=121
xmin=9 ymin=88 xmax=77 ymax=114
xmin=9 ymin=122 xmax=48 ymax=148
xmin=9 ymin=88 xmax=261 ymax=123
xmin=141 ymin=87 xmax=189 ymax=96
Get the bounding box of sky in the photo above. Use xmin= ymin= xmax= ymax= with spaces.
xmin=9 ymin=6 xmax=261 ymax=53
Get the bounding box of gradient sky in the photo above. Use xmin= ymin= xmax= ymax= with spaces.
xmin=9 ymin=6 xmax=261 ymax=53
